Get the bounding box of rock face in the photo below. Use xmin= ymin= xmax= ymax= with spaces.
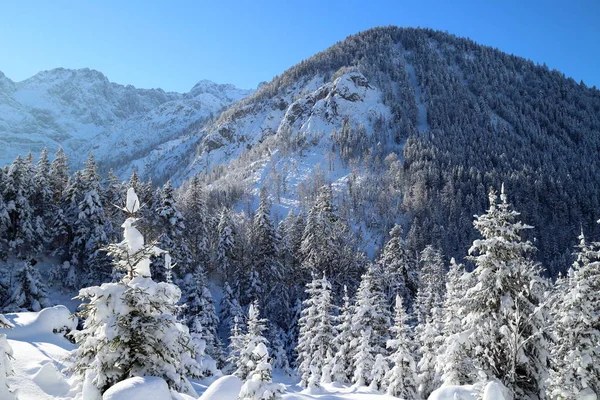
xmin=0 ymin=68 xmax=253 ymax=180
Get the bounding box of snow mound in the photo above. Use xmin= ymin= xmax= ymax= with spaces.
xmin=428 ymin=384 xmax=476 ymax=400
xmin=32 ymin=362 xmax=70 ymax=396
xmin=199 ymin=375 xmax=243 ymax=400
xmin=102 ymin=376 xmax=171 ymax=400
xmin=1 ymin=305 xmax=76 ymax=340
xmin=482 ymin=382 xmax=507 ymax=400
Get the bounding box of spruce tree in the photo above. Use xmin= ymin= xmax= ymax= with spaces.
xmin=548 ymin=232 xmax=600 ymax=399
xmin=296 ymin=273 xmax=336 ymax=388
xmin=384 ymin=295 xmax=419 ymax=399
xmin=378 ymin=224 xmax=418 ymax=309
xmin=3 ymin=261 xmax=50 ymax=312
xmin=238 ymin=341 xmax=284 ymax=400
xmin=225 ymin=315 xmax=245 ymax=374
xmin=69 ymin=188 xmax=201 ymax=398
xmin=461 ymin=186 xmax=549 ymax=398
xmin=215 ymin=207 xmax=236 ymax=281
xmin=437 ymin=258 xmax=472 ymax=386
xmin=329 ymin=285 xmax=355 ymax=383
xmin=235 ymin=301 xmax=268 ymax=380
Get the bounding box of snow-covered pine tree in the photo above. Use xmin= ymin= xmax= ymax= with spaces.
xmin=215 ymin=207 xmax=236 ymax=281
xmin=3 ymin=154 xmax=42 ymax=258
xmin=436 ymin=258 xmax=472 ymax=386
xmin=225 ymin=315 xmax=246 ymax=374
xmin=152 ymin=180 xmax=192 ymax=281
xmin=32 ymin=148 xmax=53 ymax=249
xmin=0 ymin=192 xmax=10 ymax=260
xmin=350 ymin=263 xmax=391 ymax=387
xmin=70 ymin=154 xmax=110 ymax=285
xmin=378 ymin=224 xmax=418 ymax=310
xmin=238 ymin=342 xmax=285 ymax=400
xmin=180 ymin=265 xmax=221 ymax=364
xmin=370 ymin=353 xmax=390 ymax=391
xmin=0 ymin=318 xmax=16 ymax=400
xmin=179 ymin=175 xmax=211 ymax=275
xmin=219 ymin=281 xmax=244 ymax=343
xmin=415 ymin=245 xmax=445 ymax=326
xmin=328 ymin=285 xmax=355 ymax=384
xmin=270 ymin=326 xmax=292 ymax=376
xmin=285 ymin=298 xmax=302 ymax=369
xmin=49 ymin=147 xmax=69 ymax=204
xmin=384 ymin=295 xmax=419 ymax=399
xmin=250 ymin=187 xmax=284 ymax=323
xmin=3 ymin=260 xmax=50 ymax=312
xmin=296 ymin=273 xmax=336 ymax=388
xmin=461 ymin=185 xmax=549 ymax=398
xmin=548 ymin=231 xmax=600 ymax=399
xmin=235 ymin=301 xmax=268 ymax=380
xmin=300 ymin=186 xmax=362 ymax=292
xmin=69 ymin=188 xmax=201 ymax=398
xmin=416 ymin=305 xmax=444 ymax=398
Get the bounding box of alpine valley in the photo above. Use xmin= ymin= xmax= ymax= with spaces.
xmin=0 ymin=26 xmax=599 ymax=400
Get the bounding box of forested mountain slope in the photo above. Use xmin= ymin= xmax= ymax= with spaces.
xmin=184 ymin=26 xmax=600 ymax=274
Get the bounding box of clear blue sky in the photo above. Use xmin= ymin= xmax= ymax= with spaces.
xmin=1 ymin=0 xmax=598 ymax=92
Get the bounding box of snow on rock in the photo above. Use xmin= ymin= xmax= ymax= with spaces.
xmin=102 ymin=376 xmax=171 ymax=400
xmin=428 ymin=384 xmax=476 ymax=400
xmin=32 ymin=362 xmax=70 ymax=397
xmin=198 ymin=375 xmax=243 ymax=400
xmin=579 ymin=388 xmax=598 ymax=400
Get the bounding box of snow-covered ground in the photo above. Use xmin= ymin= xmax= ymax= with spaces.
xmin=1 ymin=307 xmax=489 ymax=400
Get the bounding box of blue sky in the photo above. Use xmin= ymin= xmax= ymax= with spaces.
xmin=1 ymin=0 xmax=598 ymax=92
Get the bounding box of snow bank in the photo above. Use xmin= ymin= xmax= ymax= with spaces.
xmin=0 ymin=305 xmax=77 ymax=341
xmin=482 ymin=382 xmax=507 ymax=400
xmin=102 ymin=376 xmax=171 ymax=400
xmin=428 ymin=384 xmax=476 ymax=400
xmin=199 ymin=375 xmax=243 ymax=400
xmin=32 ymin=362 xmax=70 ymax=396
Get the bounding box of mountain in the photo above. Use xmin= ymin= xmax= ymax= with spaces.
xmin=2 ymin=27 xmax=600 ymax=272
xmin=0 ymin=68 xmax=253 ymax=180
xmin=177 ymin=26 xmax=600 ymax=273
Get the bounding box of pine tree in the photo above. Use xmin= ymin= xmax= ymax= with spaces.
xmin=437 ymin=258 xmax=472 ymax=386
xmin=219 ymin=281 xmax=244 ymax=343
xmin=548 ymin=231 xmax=600 ymax=399
xmin=250 ymin=187 xmax=284 ymax=323
xmin=329 ymin=285 xmax=355 ymax=384
xmin=296 ymin=273 xmax=336 ymax=388
xmin=225 ymin=315 xmax=246 ymax=374
xmin=461 ymin=186 xmax=549 ymax=398
xmin=49 ymin=147 xmax=69 ymax=204
xmin=416 ymin=305 xmax=443 ymax=398
xmin=180 ymin=176 xmax=211 ymax=275
xmin=415 ymin=245 xmax=445 ymax=326
xmin=70 ymin=154 xmax=110 ymax=285
xmin=153 ymin=180 xmax=191 ymax=281
xmin=215 ymin=207 xmax=236 ymax=281
xmin=69 ymin=188 xmax=201 ymax=398
xmin=384 ymin=295 xmax=419 ymax=399
xmin=235 ymin=301 xmax=268 ymax=380
xmin=270 ymin=326 xmax=291 ymax=376
xmin=238 ymin=341 xmax=285 ymax=400
xmin=180 ymin=266 xmax=221 ymax=364
xmin=300 ymin=186 xmax=361 ymax=291
xmin=3 ymin=261 xmax=50 ymax=312
xmin=370 ymin=354 xmax=390 ymax=391
xmin=378 ymin=224 xmax=418 ymax=309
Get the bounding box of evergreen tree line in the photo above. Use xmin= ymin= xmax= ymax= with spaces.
xmin=0 ymin=148 xmax=598 ymax=399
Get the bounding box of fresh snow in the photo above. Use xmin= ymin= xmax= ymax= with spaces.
xmin=101 ymin=376 xmax=171 ymax=400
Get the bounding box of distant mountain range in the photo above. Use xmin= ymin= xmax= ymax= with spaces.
xmin=0 ymin=68 xmax=253 ymax=180
xmin=2 ymin=26 xmax=600 ymax=272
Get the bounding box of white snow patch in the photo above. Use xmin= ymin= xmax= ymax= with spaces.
xmin=198 ymin=375 xmax=243 ymax=400
xmin=102 ymin=376 xmax=171 ymax=400
xmin=32 ymin=362 xmax=70 ymax=397
xmin=428 ymin=384 xmax=477 ymax=400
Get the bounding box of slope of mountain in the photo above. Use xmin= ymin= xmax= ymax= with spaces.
xmin=179 ymin=26 xmax=600 ymax=272
xmin=0 ymin=68 xmax=253 ymax=179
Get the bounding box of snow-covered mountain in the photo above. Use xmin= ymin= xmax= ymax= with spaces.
xmin=0 ymin=68 xmax=253 ymax=179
